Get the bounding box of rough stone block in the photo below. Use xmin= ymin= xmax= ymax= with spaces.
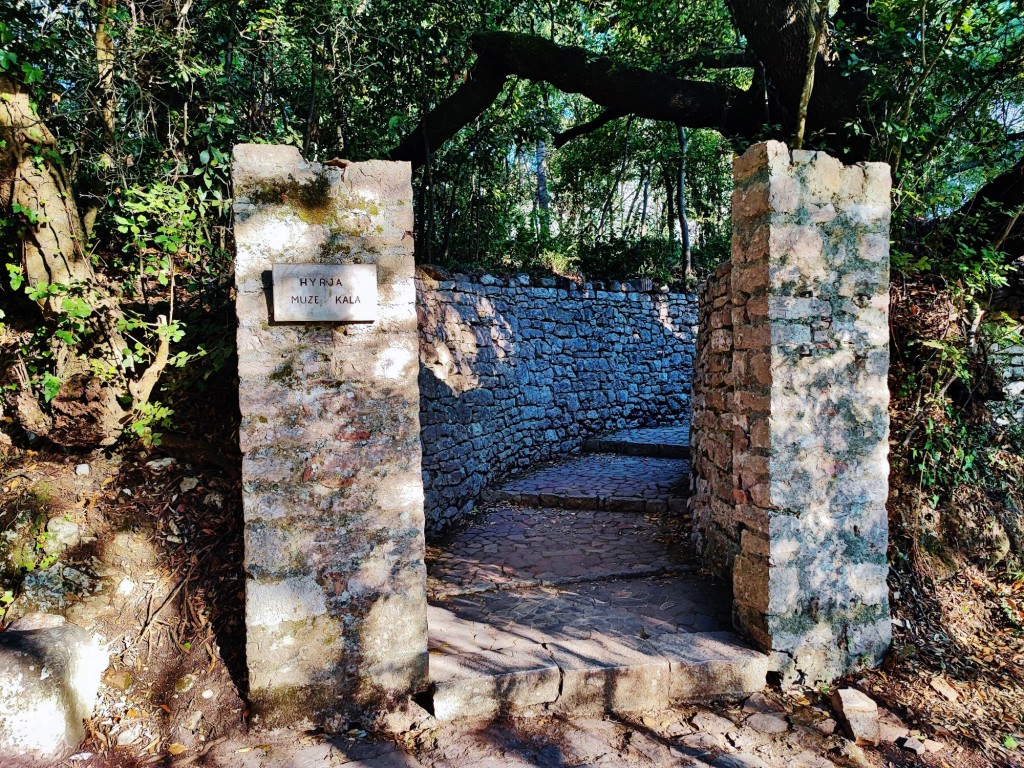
xmin=831 ymin=688 xmax=879 ymax=746
xmin=653 ymin=631 xmax=771 ymax=702
xmin=430 ymin=648 xmax=561 ymax=721
xmin=0 ymin=624 xmax=108 ymax=764
xmin=546 ymin=637 xmax=671 ymax=715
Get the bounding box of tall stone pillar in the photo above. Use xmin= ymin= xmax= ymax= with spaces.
xmin=232 ymin=145 xmax=427 ymax=725
xmin=692 ymin=141 xmax=892 ymax=684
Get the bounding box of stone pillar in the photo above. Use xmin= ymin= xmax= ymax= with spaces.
xmin=692 ymin=141 xmax=892 ymax=684
xmin=232 ymin=145 xmax=427 ymax=725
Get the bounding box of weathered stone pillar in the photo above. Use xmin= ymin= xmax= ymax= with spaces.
xmin=232 ymin=145 xmax=427 ymax=725
xmin=692 ymin=141 xmax=892 ymax=684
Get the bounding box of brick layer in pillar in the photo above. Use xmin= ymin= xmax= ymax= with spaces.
xmin=689 ymin=262 xmax=738 ymax=580
xmin=232 ymin=145 xmax=427 ymax=726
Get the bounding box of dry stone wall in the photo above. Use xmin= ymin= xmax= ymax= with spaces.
xmin=417 ymin=270 xmax=697 ymax=533
xmin=691 ymin=141 xmax=893 ymax=685
xmin=990 ymin=324 xmax=1024 ymax=426
xmin=233 ymin=145 xmax=427 ymax=726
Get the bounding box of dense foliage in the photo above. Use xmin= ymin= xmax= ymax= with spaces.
xmin=0 ymin=0 xmax=1022 ymax=496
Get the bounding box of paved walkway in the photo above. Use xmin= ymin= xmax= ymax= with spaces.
xmin=427 ymin=504 xmax=698 ymax=597
xmin=426 ymin=425 xmax=769 ymax=721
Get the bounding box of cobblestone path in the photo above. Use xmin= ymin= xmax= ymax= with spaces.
xmin=425 ymin=424 xmax=768 ymax=721
xmin=427 ymin=504 xmax=698 ymax=597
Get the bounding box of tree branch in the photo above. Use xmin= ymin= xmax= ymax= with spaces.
xmin=385 ymin=61 xmax=508 ymax=167
xmin=552 ymin=109 xmax=624 ymax=149
xmin=964 ymin=155 xmax=1024 ymax=260
xmin=387 ymin=31 xmax=762 ymax=168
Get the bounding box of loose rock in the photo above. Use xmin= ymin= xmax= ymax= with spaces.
xmin=745 ymin=713 xmax=789 ymax=734
xmin=692 ymin=710 xmax=736 ymax=735
xmin=44 ymin=516 xmax=82 ymax=553
xmin=813 ymin=718 xmax=837 ymax=736
xmin=878 ymin=707 xmax=909 ymax=743
xmin=897 ymin=736 xmax=927 ymax=755
xmin=743 ymin=692 xmax=786 ymax=715
xmin=830 ymin=688 xmax=879 ymax=746
xmin=682 ymin=731 xmax=724 ymax=753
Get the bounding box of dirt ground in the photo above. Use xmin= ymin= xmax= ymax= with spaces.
xmin=1 ymin=440 xmax=1023 ymax=767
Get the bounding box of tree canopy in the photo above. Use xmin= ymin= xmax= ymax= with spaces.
xmin=1 ymin=0 xmax=1023 ymax=447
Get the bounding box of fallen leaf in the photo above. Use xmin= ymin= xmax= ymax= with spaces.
xmin=167 ymin=744 xmax=187 ymax=756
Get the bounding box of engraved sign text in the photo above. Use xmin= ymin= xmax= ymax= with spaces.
xmin=272 ymin=263 xmax=378 ymax=322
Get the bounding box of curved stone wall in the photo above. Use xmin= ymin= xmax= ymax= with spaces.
xmin=417 ymin=269 xmax=697 ymax=535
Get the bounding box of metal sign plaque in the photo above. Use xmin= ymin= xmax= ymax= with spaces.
xmin=272 ymin=263 xmax=378 ymax=323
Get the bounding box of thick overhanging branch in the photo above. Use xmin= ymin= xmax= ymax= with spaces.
xmin=387 ymin=31 xmax=763 ymax=168
xmin=385 ymin=62 xmax=508 ymax=168
xmin=674 ymin=50 xmax=758 ymax=71
xmin=552 ymin=109 xmax=625 ymax=149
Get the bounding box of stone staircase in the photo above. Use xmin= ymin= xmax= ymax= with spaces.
xmin=425 ymin=425 xmax=770 ymax=721
xmin=583 ymin=425 xmax=692 ymax=459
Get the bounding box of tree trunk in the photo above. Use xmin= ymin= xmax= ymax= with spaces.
xmin=1 ymin=77 xmax=137 ymax=447
xmin=677 ymin=125 xmax=692 ymax=278
xmin=535 ymin=139 xmax=550 ymax=240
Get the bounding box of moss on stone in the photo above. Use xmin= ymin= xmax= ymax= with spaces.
xmin=247 ymin=171 xmax=332 ymax=218
xmin=268 ymin=360 xmax=296 ymax=386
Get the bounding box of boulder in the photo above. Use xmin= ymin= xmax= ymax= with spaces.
xmin=0 ymin=624 xmax=108 ymax=764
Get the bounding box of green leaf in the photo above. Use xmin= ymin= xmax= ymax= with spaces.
xmin=6 ymin=264 xmax=23 ymax=291
xmin=41 ymin=373 xmax=61 ymax=403
xmin=1005 ymin=736 xmax=1019 ymax=751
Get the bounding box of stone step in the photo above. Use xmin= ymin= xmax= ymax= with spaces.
xmin=485 ymin=454 xmax=691 ymax=514
xmin=428 ymin=596 xmax=770 ymax=720
xmin=428 ymin=564 xmax=700 ymax=600
xmin=584 ymin=425 xmax=692 ymax=459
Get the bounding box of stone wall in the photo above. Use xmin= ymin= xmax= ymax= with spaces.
xmin=417 ymin=270 xmax=697 ymax=533
xmin=233 ymin=145 xmax=427 ymax=726
xmin=990 ymin=319 xmax=1024 ymax=426
xmin=690 ymin=141 xmax=892 ymax=685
